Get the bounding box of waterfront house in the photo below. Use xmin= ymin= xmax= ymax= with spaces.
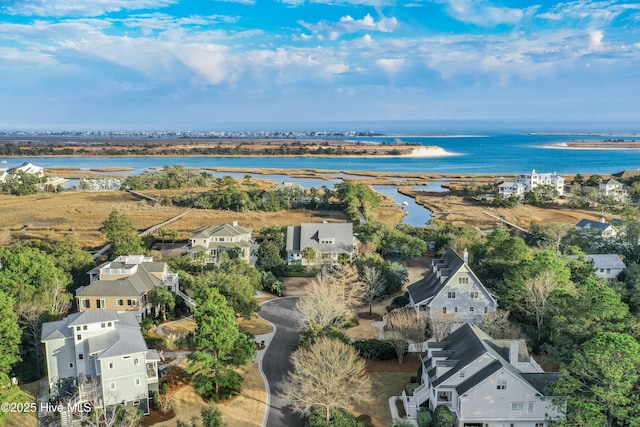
xmin=575 ymin=218 xmax=619 ymax=239
xmin=41 ymin=310 xmax=160 ymax=419
xmin=516 ymin=169 xmax=564 ymax=196
xmin=273 ymin=181 xmax=305 ymax=191
xmin=286 ymin=222 xmax=358 ymax=265
xmin=76 ymin=255 xmax=185 ymax=322
xmin=408 ymin=249 xmax=497 ymax=322
xmin=401 ymin=323 xmax=564 ymax=426
xmin=497 ymin=182 xmax=526 ymax=199
xmin=598 ymin=178 xmax=629 ymax=202
xmin=188 ymin=221 xmax=253 ymax=263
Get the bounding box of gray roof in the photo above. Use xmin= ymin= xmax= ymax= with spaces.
xmin=274 ymin=181 xmax=304 ymax=191
xmin=568 ymin=254 xmax=626 ymax=270
xmin=407 ymin=248 xmax=465 ymax=305
xmin=425 ymin=323 xmax=559 ymax=397
xmin=576 ymin=218 xmax=614 ymax=231
xmin=87 ymin=324 xmax=149 ymax=359
xmin=41 ymin=310 xmax=139 ymax=343
xmin=78 ymin=263 xmax=163 ymax=297
xmin=286 ymin=222 xmax=354 ymax=253
xmin=191 ymin=223 xmax=252 ymax=239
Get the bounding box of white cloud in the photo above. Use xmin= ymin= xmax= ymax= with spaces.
xmin=299 ymin=13 xmax=399 ymax=40
xmin=589 ymin=30 xmax=604 ymax=50
xmin=536 ymin=1 xmax=640 ymax=25
xmin=4 ymin=0 xmax=177 ymax=17
xmin=375 ymin=58 xmax=405 ymax=74
xmin=0 ymin=47 xmax=58 ymax=68
xmin=174 ymin=44 xmax=235 ymax=85
xmin=324 ymin=63 xmax=350 ymax=74
xmin=280 ymin=0 xmax=395 ymax=7
xmin=433 ymin=0 xmax=535 ymax=26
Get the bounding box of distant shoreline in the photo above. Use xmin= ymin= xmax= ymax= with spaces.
xmin=541 ymin=140 xmax=640 ymax=150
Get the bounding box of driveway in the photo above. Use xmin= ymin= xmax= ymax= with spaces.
xmin=259 ymin=296 xmax=305 ymax=427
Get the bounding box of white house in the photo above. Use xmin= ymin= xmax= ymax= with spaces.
xmin=286 ymin=222 xmax=358 ymax=265
xmin=403 ymin=323 xmax=564 ymax=426
xmin=599 ymin=178 xmax=629 ymax=202
xmin=408 ymin=249 xmax=497 ymax=322
xmin=516 ymin=169 xmax=564 ymax=196
xmin=569 ymin=254 xmax=626 ymax=283
xmin=497 ymin=182 xmax=526 ymax=199
xmin=76 ymin=255 xmax=187 ymax=321
xmin=575 ymin=218 xmax=619 ymax=239
xmin=41 ymin=310 xmax=160 ymax=420
xmin=188 ymin=222 xmax=253 ymax=263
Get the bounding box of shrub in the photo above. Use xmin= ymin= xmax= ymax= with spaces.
xmin=297 ymin=326 xmax=350 ymax=349
xmin=386 ymin=292 xmax=410 ymax=312
xmin=161 ymin=382 xmax=168 ymax=396
xmin=343 ymin=317 xmax=359 ymax=328
xmin=353 ymin=339 xmax=397 ymax=360
xmin=152 ymin=391 xmax=161 ymax=410
xmin=417 ymin=410 xmax=432 ymax=427
xmin=309 ymin=407 xmax=359 ymax=427
xmin=390 ymin=419 xmax=414 ymax=427
xmin=356 ymin=414 xmax=372 ymax=427
xmin=432 ymin=405 xmax=453 ymax=427
xmin=141 ymin=317 xmax=153 ymax=332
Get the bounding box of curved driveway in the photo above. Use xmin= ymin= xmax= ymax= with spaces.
xmin=259 ymin=297 xmax=305 ymax=427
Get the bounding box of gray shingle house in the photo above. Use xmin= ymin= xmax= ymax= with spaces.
xmin=408 ymin=249 xmax=497 ymax=321
xmin=76 ymin=255 xmax=182 ymax=321
xmin=286 ymin=222 xmax=358 ymax=265
xmin=569 ymin=253 xmax=626 ymax=283
xmin=41 ymin=310 xmax=160 ymax=419
xmin=402 ymin=323 xmax=564 ymax=426
xmin=575 ymin=218 xmax=619 ymax=238
xmin=189 ymin=221 xmax=253 ymax=263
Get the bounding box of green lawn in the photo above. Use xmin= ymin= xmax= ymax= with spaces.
xmin=353 ymin=371 xmax=413 ymax=427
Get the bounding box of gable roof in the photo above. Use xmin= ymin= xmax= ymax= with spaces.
xmin=576 ymin=218 xmax=614 ymax=231
xmin=286 ymin=222 xmax=354 ymax=253
xmin=424 ymin=323 xmax=559 ymax=397
xmin=568 ymin=254 xmax=626 ymax=270
xmin=191 ymin=223 xmax=252 ymax=239
xmin=78 ymin=264 xmax=162 ymax=297
xmin=87 ymin=323 xmax=149 ymax=359
xmin=408 ymin=248 xmax=494 ymax=306
xmin=41 ymin=310 xmax=138 ymax=343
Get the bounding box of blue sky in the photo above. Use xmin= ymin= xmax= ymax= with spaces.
xmin=0 ymin=0 xmax=638 ymax=130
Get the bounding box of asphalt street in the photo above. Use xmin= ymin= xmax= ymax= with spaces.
xmin=259 ymin=297 xmax=305 ymax=427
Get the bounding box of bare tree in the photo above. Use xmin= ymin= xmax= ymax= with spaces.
xmin=16 ymin=301 xmax=46 ymax=376
xmin=281 ymin=337 xmax=371 ymax=422
xmin=520 ymin=270 xmax=566 ymax=342
xmin=322 ymin=264 xmax=365 ymax=308
xmin=361 ymin=266 xmax=386 ymax=315
xmin=43 ymin=276 xmax=72 ymax=316
xmin=385 ymin=308 xmax=429 ymax=363
xmin=428 ymin=312 xmax=461 ymax=341
xmin=477 ymin=310 xmax=522 ymax=339
xmin=296 ymin=281 xmax=351 ymax=330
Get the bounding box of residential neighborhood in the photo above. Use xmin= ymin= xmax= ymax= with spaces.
xmin=0 ymin=163 xmax=639 ymax=427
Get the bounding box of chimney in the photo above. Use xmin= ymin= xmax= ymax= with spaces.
xmin=232 ymin=220 xmax=238 ymax=227
xmin=509 ymin=340 xmax=519 ymax=366
xmin=600 ymin=217 xmax=605 ymax=223
xmin=463 ymin=248 xmax=469 ymax=264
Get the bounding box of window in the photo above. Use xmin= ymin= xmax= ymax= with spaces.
xmin=511 ymin=402 xmax=524 ymax=413
xmin=79 ymin=354 xmax=84 ymax=360
xmin=497 ymin=380 xmax=507 ymax=390
xmin=459 ymin=371 xmax=465 ymax=378
xmin=135 ymin=378 xmax=141 ymax=386
xmin=470 ymin=291 xmax=479 ymax=298
xmin=81 ymin=299 xmax=90 ymax=309
xmin=110 ymin=382 xmax=116 ymax=391
xmin=454 ymin=307 xmax=458 ymax=313
xmin=134 ymin=358 xmax=139 ymax=365
xmin=535 ymin=423 xmax=545 ymax=427
xmin=128 ymin=299 xmax=137 ymax=306
xmin=447 ymin=291 xmax=456 ymax=299
xmin=484 ymin=307 xmax=488 ymax=314
xmin=442 ymin=307 xmax=447 ymax=314
xmin=606 ymin=268 xmax=611 ymax=274
xmin=528 ymin=402 xmax=535 ymax=414
xmin=109 ymin=362 xmax=114 ymax=369
xmin=76 ymin=326 xmax=81 ymax=332
xmin=469 ymin=307 xmax=475 ymax=312
xmin=69 ymin=362 xmax=74 ymax=369
xmin=107 ymin=322 xmax=112 ymax=327
xmin=101 ymin=323 xmax=106 ymax=328
xmin=83 ymin=325 xmax=88 ymax=331
xmin=77 ymin=334 xmax=82 ymax=341
xmin=459 ymin=277 xmax=469 ymax=284
xmin=116 ymin=299 xmax=123 ymax=306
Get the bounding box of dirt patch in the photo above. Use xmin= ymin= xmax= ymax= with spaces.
xmin=343 ymin=320 xmax=379 ymax=340
xmin=238 ymin=316 xmax=273 ymax=335
xmin=281 ymin=276 xmax=314 ymax=296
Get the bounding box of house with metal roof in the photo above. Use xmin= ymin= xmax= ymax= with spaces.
xmin=598 ymin=178 xmax=629 ymax=202
xmin=76 ymin=255 xmax=182 ymax=321
xmin=575 ymin=218 xmax=619 ymax=238
xmin=188 ymin=221 xmax=253 ymax=263
xmin=41 ymin=310 xmax=160 ymax=421
xmin=286 ymin=222 xmax=358 ymax=265
xmin=401 ymin=323 xmax=564 ymax=426
xmin=408 ymin=249 xmax=497 ymax=322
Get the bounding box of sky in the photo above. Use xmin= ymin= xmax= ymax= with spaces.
xmin=0 ymin=0 xmax=638 ymax=130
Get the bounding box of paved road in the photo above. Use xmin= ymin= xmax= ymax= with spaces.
xmin=259 ymin=297 xmax=305 ymax=427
